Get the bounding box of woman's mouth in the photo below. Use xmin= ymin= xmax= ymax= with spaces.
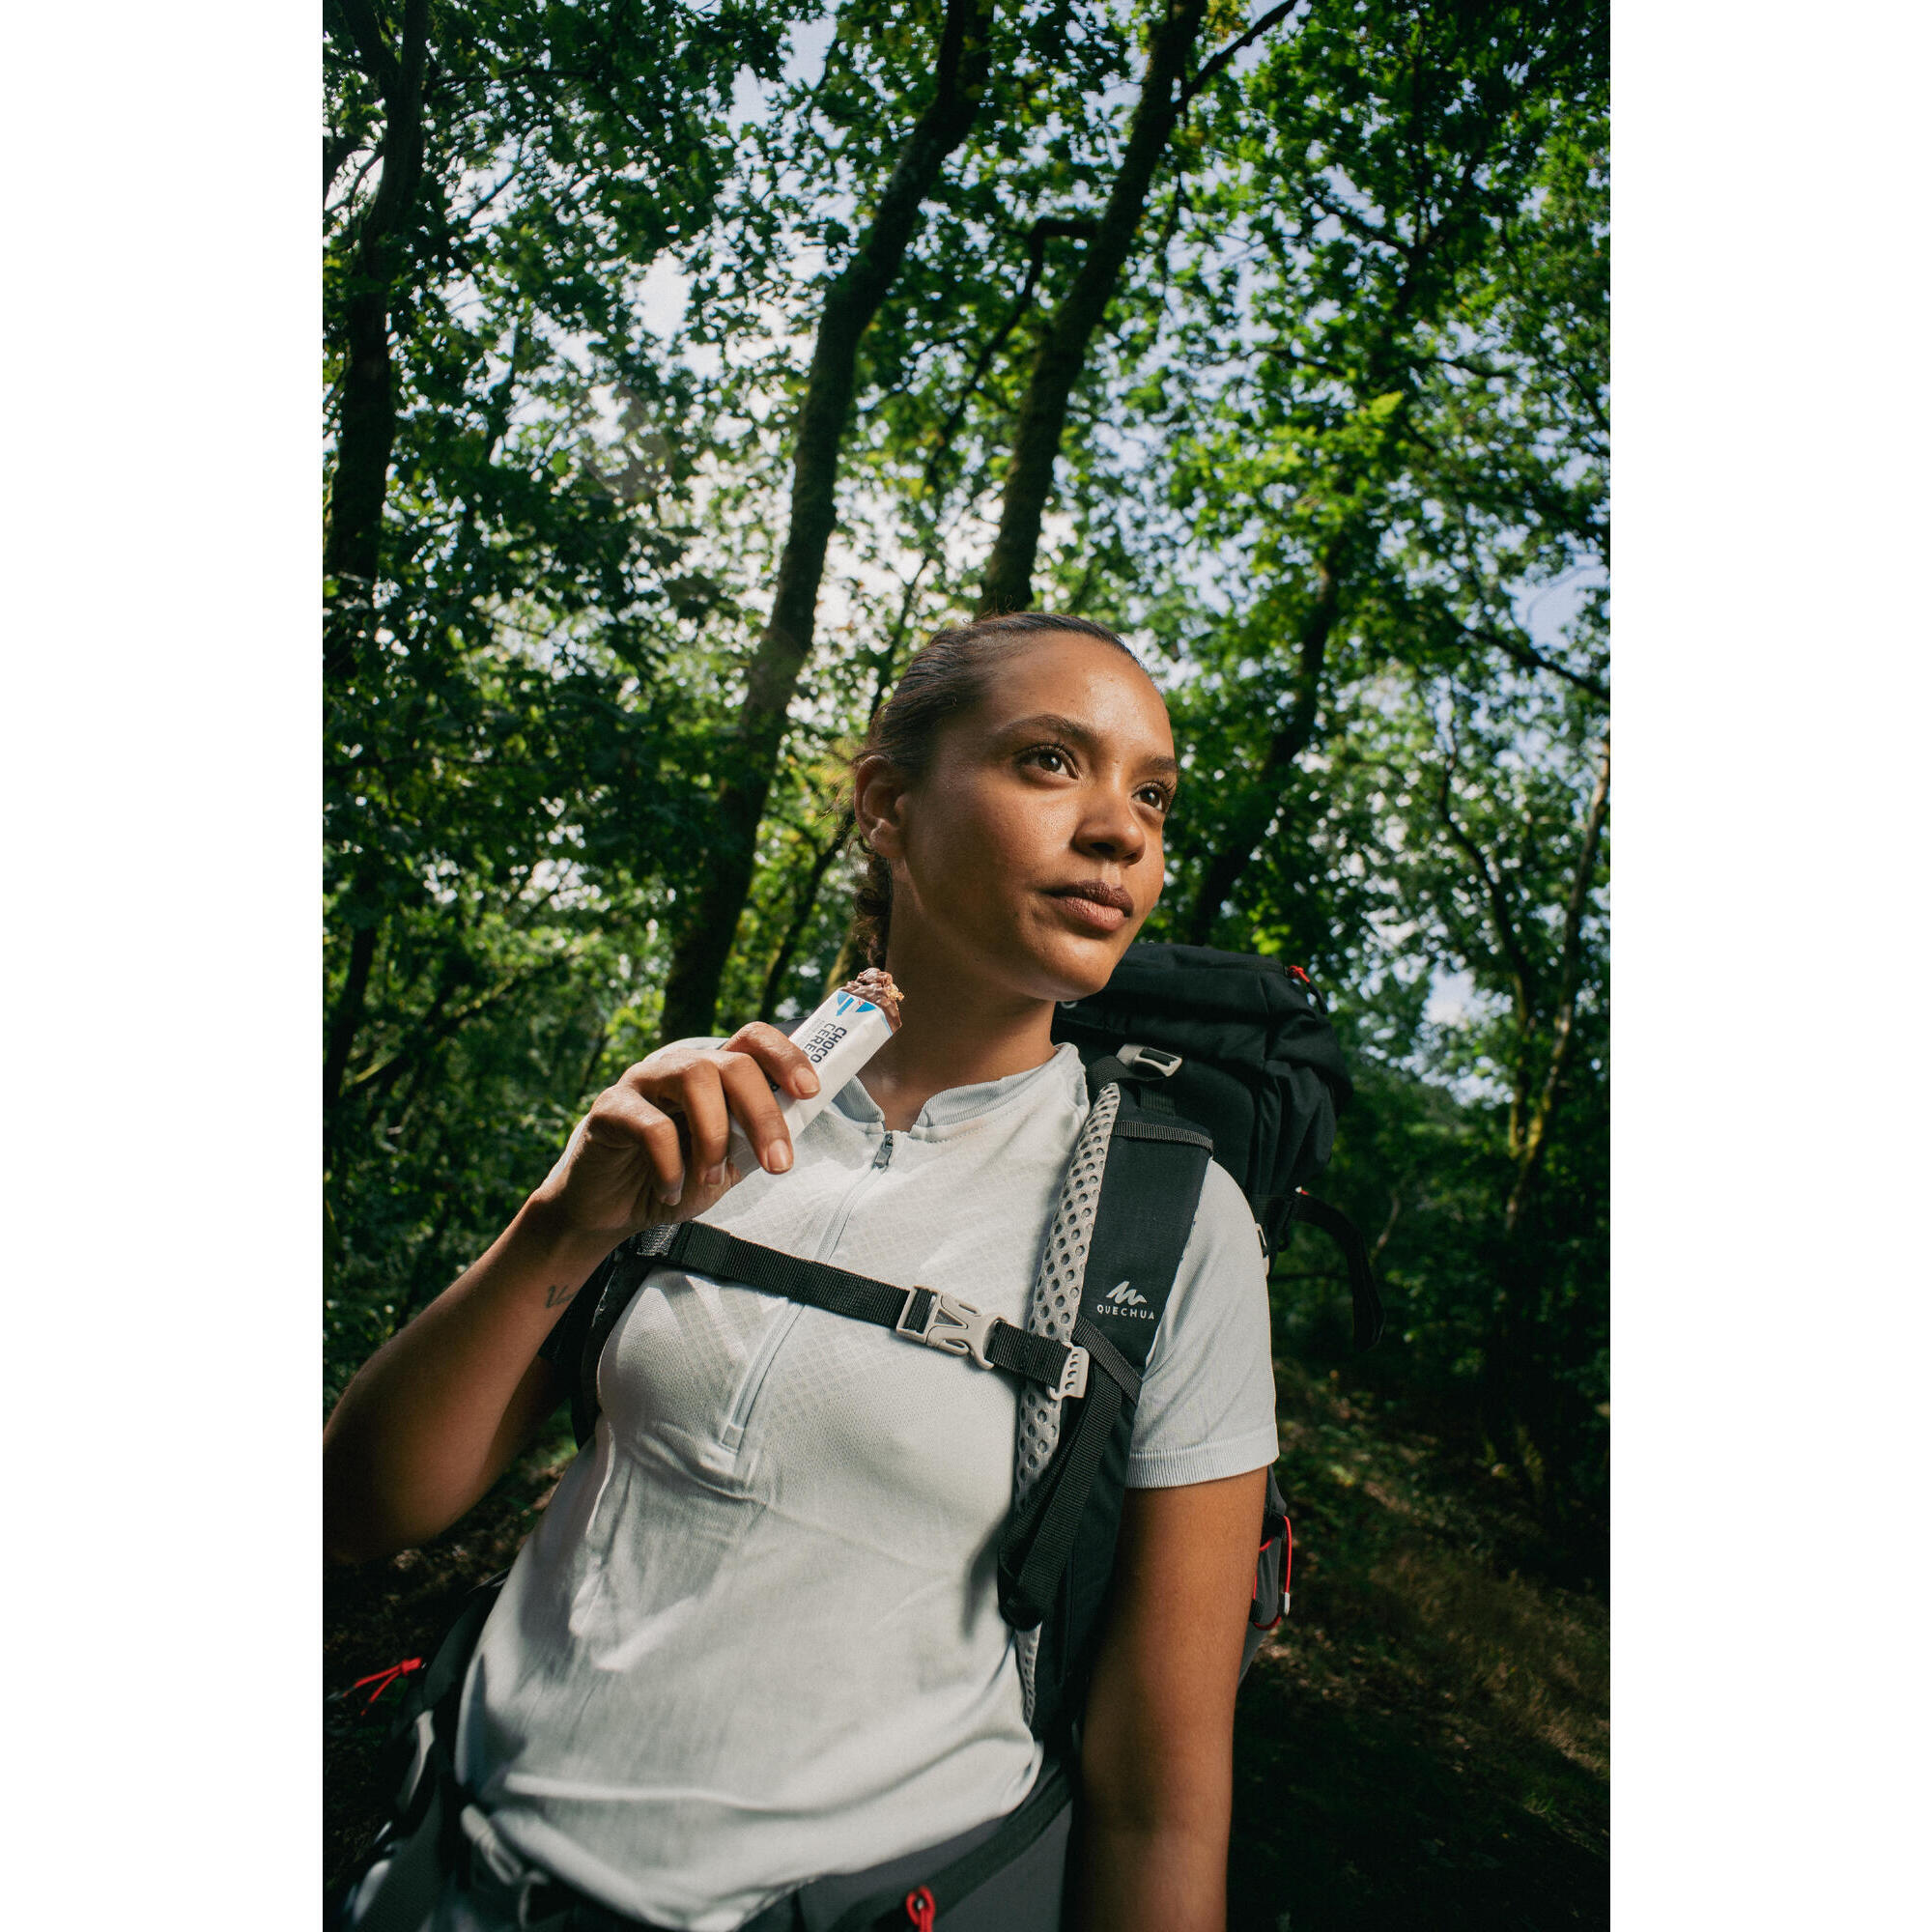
xmin=1043 ymin=882 xmax=1134 ymax=934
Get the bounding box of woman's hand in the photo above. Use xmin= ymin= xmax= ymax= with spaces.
xmin=325 ymin=1022 xmax=822 ymax=1566
xmin=529 ymin=1023 xmax=823 ymax=1241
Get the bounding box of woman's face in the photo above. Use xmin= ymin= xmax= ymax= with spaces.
xmin=865 ymin=634 xmax=1179 ymax=1008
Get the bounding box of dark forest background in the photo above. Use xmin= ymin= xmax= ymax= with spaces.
xmin=324 ymin=2 xmax=1607 ymax=1920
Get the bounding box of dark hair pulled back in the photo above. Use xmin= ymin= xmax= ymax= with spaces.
xmin=850 ymin=611 xmax=1142 ymax=968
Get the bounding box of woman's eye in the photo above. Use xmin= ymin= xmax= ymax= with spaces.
xmin=1137 ymin=785 xmax=1175 ymax=813
xmin=1023 ymin=745 xmax=1071 ymax=776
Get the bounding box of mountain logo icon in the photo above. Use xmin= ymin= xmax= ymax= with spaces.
xmin=1105 ymin=1281 xmax=1149 ymax=1307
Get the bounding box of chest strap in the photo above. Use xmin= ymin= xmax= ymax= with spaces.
xmin=615 ymin=1219 xmax=1103 ymax=1403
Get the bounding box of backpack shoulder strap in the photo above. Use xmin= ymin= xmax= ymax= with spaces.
xmin=1001 ymin=1082 xmax=1213 ymax=1740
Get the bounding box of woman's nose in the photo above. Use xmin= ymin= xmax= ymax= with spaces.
xmin=1073 ymin=784 xmax=1148 ymax=865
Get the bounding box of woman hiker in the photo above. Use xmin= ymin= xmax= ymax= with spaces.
xmin=325 ymin=612 xmax=1279 ymax=1931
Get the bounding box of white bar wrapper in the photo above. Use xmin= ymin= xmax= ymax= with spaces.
xmin=724 ymin=970 xmax=903 ymax=1179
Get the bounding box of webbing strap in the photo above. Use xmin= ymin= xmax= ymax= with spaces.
xmin=625 ymin=1220 xmax=1088 ymax=1395
xmin=1070 ymin=1319 xmax=1142 ymax=1406
xmin=997 ymin=1368 xmax=1125 ymax=1631
xmin=1116 ymin=1116 xmax=1210 ymax=1147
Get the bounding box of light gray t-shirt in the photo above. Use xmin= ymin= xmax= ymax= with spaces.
xmin=455 ymin=1043 xmax=1277 ymax=1930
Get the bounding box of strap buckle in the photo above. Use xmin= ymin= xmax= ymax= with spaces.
xmin=896 ymin=1288 xmax=999 ymax=1368
xmin=461 ymin=1802 xmax=526 ymax=1889
xmin=1117 ymin=1042 xmax=1182 ymax=1078
xmin=461 ymin=1803 xmax=569 ymax=1927
xmin=1048 ymin=1346 xmax=1090 ymax=1402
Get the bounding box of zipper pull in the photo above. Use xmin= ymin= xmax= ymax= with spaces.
xmin=904 ymin=1887 xmax=936 ymax=1932
xmin=871 ymin=1131 xmax=895 ymax=1171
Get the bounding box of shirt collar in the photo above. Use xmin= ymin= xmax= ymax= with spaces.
xmin=831 ymin=1041 xmax=1087 ymax=1133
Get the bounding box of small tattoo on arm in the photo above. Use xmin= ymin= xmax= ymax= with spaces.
xmin=545 ymin=1284 xmax=577 ymax=1308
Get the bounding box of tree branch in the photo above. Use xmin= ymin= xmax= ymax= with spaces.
xmin=1179 ymin=0 xmax=1305 ymax=108
xmin=919 ymin=217 xmax=1096 ymax=500
xmin=345 ymin=953 xmax=573 ymax=1102
xmin=1181 ymin=538 xmax=1346 ymax=944
xmin=1459 ymin=617 xmax=1608 ymax=702
xmin=1505 ymin=734 xmax=1609 ymax=1231
xmin=1371 ymin=1188 xmax=1402 ymax=1263
xmin=324 ymin=919 xmax=381 ymax=1122
xmin=1304 ymin=183 xmax=1391 ymax=252
xmin=1432 ymin=737 xmax=1534 ymax=1064
xmin=758 ymin=812 xmax=855 ymax=1021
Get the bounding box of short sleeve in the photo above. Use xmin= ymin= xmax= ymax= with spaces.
xmin=1124 ymin=1159 xmax=1280 ymax=1488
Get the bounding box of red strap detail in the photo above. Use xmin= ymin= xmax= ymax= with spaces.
xmin=905 ymin=1885 xmax=937 ymax=1931
xmin=348 ymin=1658 xmax=424 ymax=1708
xmin=1252 ymin=1518 xmax=1297 ymax=1629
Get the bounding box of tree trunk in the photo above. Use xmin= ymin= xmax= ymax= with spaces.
xmin=324 ymin=0 xmax=430 ymax=674
xmin=1181 ymin=549 xmax=1343 ymax=943
xmin=658 ymin=0 xmax=994 ymax=1042
xmin=976 ymin=0 xmax=1212 ymax=616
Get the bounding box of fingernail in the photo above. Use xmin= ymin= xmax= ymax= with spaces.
xmin=796 ymin=1069 xmax=820 ymax=1096
xmin=661 ymin=1182 xmax=682 ymax=1208
xmin=702 ymin=1163 xmax=725 ymax=1187
xmin=765 ymin=1142 xmax=792 ymax=1174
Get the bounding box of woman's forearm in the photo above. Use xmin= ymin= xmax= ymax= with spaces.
xmin=1073 ymin=1788 xmax=1232 ymax=1931
xmin=1072 ymin=1474 xmax=1262 ymax=1931
xmin=322 ymin=1196 xmax=614 ymax=1564
xmin=323 ymin=1028 xmax=821 ymax=1566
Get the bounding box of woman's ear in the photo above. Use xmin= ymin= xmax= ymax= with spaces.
xmin=853 ymin=753 xmax=911 ymax=865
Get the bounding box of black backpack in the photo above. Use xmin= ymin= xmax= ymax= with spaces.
xmin=342 ymin=944 xmax=1378 ymax=1929
xmin=1050 ymin=942 xmax=1382 ymax=1344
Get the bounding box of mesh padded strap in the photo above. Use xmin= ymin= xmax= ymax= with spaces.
xmin=1012 ymin=1080 xmax=1121 ymax=1724
xmin=996 ymin=1092 xmax=1212 ymax=1639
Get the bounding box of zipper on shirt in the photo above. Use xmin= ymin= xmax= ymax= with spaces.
xmin=718 ymin=1125 xmax=899 ymax=1450
xmin=813 ymin=1129 xmax=894 ymax=1259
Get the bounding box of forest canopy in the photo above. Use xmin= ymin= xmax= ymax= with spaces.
xmin=324 ymin=0 xmax=1607 ymax=1561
